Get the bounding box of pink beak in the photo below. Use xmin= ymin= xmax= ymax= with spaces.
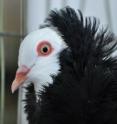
xmin=11 ymin=65 xmax=30 ymax=93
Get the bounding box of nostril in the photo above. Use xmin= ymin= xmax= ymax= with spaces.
xmin=16 ymin=65 xmax=30 ymax=76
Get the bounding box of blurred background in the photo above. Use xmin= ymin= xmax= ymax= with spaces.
xmin=0 ymin=0 xmax=117 ymax=124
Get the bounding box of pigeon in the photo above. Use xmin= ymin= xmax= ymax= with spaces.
xmin=11 ymin=7 xmax=117 ymax=124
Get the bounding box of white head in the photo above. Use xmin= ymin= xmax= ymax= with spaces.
xmin=11 ymin=27 xmax=67 ymax=93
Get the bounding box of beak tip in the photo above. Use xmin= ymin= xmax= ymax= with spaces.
xmin=11 ymin=84 xmax=15 ymax=94
xmin=11 ymin=89 xmax=15 ymax=94
xmin=11 ymin=71 xmax=28 ymax=94
xmin=11 ymin=91 xmax=14 ymax=94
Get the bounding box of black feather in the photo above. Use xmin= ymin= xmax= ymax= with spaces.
xmin=25 ymin=7 xmax=117 ymax=124
xmin=24 ymin=84 xmax=37 ymax=124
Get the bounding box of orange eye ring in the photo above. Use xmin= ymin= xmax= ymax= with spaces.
xmin=37 ymin=41 xmax=53 ymax=56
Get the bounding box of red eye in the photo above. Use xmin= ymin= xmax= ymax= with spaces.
xmin=37 ymin=41 xmax=53 ymax=56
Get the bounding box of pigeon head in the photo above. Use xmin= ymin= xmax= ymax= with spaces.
xmin=11 ymin=27 xmax=67 ymax=93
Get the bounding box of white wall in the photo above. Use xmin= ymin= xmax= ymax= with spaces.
xmin=26 ymin=0 xmax=117 ymax=34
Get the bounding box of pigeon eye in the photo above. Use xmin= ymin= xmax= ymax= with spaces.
xmin=37 ymin=41 xmax=53 ymax=56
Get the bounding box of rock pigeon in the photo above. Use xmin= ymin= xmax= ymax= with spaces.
xmin=12 ymin=7 xmax=117 ymax=124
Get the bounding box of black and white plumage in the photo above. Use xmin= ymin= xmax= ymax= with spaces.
xmin=12 ymin=7 xmax=117 ymax=124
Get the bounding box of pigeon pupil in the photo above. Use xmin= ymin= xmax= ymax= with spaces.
xmin=42 ymin=47 xmax=48 ymax=53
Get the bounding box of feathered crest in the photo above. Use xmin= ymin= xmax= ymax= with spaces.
xmin=45 ymin=7 xmax=117 ymax=77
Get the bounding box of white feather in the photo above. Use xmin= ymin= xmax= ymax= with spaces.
xmin=18 ymin=27 xmax=67 ymax=92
